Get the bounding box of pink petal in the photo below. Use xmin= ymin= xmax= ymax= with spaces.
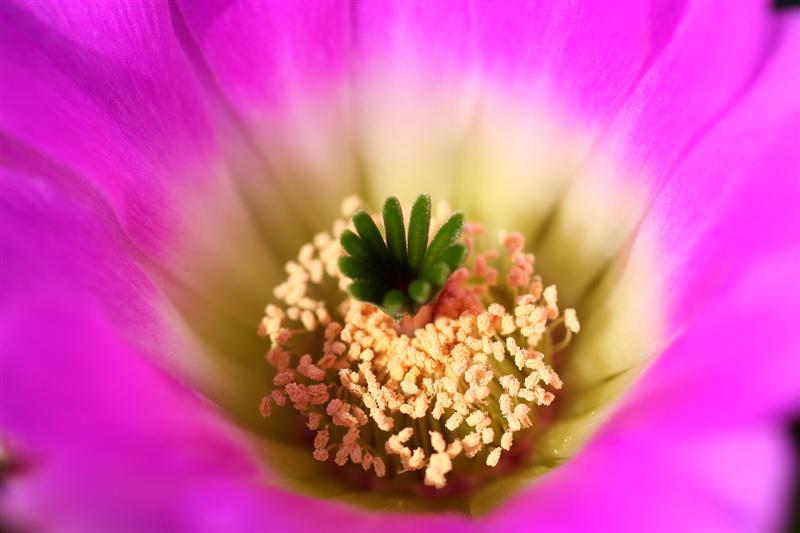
xmin=470 ymin=0 xmax=666 ymax=126
xmin=174 ymin=0 xmax=351 ymax=120
xmin=634 ymin=18 xmax=800 ymax=337
xmin=0 ymin=0 xmax=219 ymax=259
xmin=0 ymin=163 xmax=161 ymax=342
xmin=597 ymin=1 xmax=781 ymax=189
xmin=491 ymin=423 xmax=793 ymax=532
xmin=173 ymin=0 xmax=359 ymax=240
xmin=625 ymin=253 xmax=800 ymax=426
xmin=0 ymin=282 xmax=274 ymax=531
xmin=0 ymin=0 xmax=293 ymax=359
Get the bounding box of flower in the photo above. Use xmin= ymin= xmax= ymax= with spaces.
xmin=1 ymin=1 xmax=798 ymax=532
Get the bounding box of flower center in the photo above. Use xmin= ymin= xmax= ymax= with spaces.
xmin=257 ymin=196 xmax=579 ymax=493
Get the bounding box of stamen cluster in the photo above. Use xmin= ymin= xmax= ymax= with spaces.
xmin=257 ymin=197 xmax=579 ymax=490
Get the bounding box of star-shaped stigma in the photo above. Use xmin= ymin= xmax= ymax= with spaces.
xmin=339 ymin=195 xmax=467 ymax=318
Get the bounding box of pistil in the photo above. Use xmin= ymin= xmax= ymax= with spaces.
xmin=339 ymin=194 xmax=467 ymax=319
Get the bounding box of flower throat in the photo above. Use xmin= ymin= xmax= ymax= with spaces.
xmin=257 ymin=195 xmax=579 ymax=493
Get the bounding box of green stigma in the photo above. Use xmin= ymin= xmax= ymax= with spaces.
xmin=339 ymin=195 xmax=467 ymax=318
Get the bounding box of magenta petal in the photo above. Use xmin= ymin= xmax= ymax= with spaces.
xmin=0 ymin=0 xmax=277 ymax=348
xmin=351 ymin=1 xmax=475 ymax=77
xmin=0 ymin=162 xmax=161 ymax=337
xmin=174 ymin=0 xmax=352 ymax=121
xmin=635 ymin=19 xmax=800 ymax=333
xmin=175 ymin=1 xmax=477 ymax=117
xmin=0 ymin=157 xmax=269 ymax=529
xmin=490 ymin=423 xmax=792 ymax=532
xmin=0 ymin=281 xmax=277 ymax=531
xmin=627 ymin=254 xmax=800 ymax=426
xmin=0 ymin=0 xmax=220 ymax=258
xmin=601 ymin=1 xmax=781 ymax=187
xmin=471 ymin=0 xmax=664 ymax=124
xmin=172 ymin=0 xmax=359 ymax=232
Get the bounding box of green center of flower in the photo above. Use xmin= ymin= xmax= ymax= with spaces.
xmin=257 ymin=195 xmax=579 ymax=494
xmin=340 ymin=194 xmax=467 ymax=319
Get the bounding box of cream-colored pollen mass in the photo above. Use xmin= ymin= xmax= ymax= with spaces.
xmin=257 ymin=198 xmax=578 ymax=489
